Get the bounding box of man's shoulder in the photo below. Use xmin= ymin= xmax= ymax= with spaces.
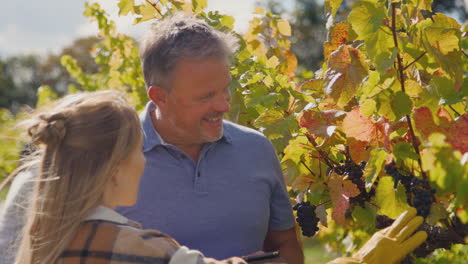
xmin=223 ymin=120 xmax=269 ymax=143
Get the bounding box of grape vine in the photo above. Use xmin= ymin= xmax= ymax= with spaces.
xmin=1 ymin=0 xmax=466 ymax=262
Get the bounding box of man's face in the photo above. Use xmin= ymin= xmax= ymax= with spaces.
xmin=161 ymin=57 xmax=232 ymax=145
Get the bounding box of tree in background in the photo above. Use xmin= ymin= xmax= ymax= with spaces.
xmin=0 ymin=55 xmax=41 ymax=113
xmin=0 ymin=37 xmax=99 ymax=112
xmin=39 ymin=37 xmax=99 ymax=95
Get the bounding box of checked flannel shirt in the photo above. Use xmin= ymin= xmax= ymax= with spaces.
xmin=59 ymin=206 xmax=242 ymax=264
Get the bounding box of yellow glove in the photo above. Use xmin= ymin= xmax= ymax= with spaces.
xmin=329 ymin=207 xmax=428 ymax=264
xmin=353 ymin=207 xmax=427 ymax=264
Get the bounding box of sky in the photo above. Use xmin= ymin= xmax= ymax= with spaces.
xmin=0 ymin=0 xmax=292 ymax=58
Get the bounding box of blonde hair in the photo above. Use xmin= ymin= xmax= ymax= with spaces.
xmin=13 ymin=90 xmax=142 ymax=264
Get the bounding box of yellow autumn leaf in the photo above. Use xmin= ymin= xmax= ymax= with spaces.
xmin=253 ymin=6 xmax=265 ymax=15
xmin=277 ymin=19 xmax=291 ymax=36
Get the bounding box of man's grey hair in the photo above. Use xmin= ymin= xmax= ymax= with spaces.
xmin=140 ymin=13 xmax=239 ymax=91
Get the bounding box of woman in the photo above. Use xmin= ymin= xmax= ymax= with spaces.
xmin=13 ymin=90 xmax=246 ymax=264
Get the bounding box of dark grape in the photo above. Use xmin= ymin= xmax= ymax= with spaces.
xmin=293 ymin=201 xmax=319 ymax=237
xmin=334 ymin=159 xmax=369 ymax=206
xmin=384 ymin=162 xmax=434 ymax=218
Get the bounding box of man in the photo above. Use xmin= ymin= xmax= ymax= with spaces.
xmin=116 ymin=13 xmax=304 ymax=263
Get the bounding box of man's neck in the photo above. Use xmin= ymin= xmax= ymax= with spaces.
xmin=150 ymin=109 xmax=203 ymax=162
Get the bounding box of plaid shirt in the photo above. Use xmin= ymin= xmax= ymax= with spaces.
xmin=58 ymin=206 xmax=180 ymax=264
xmin=58 ymin=206 xmax=246 ymax=264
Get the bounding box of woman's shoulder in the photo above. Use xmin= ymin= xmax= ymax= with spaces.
xmin=61 ymin=220 xmax=179 ymax=264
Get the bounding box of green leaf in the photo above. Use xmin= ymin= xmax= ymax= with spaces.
xmin=360 ymin=99 xmax=376 ymax=117
xmin=282 ymin=136 xmax=309 ymax=164
xmin=426 ymin=203 xmax=448 ymax=226
xmin=134 ymin=4 xmax=159 ymax=24
xmin=352 ymin=204 xmax=376 ymax=230
xmin=266 ymin=56 xmax=280 ymax=68
xmin=375 ymin=176 xmax=410 ymax=219
xmin=36 ymin=85 xmax=58 ymax=107
xmin=393 ymin=141 xmax=419 ymax=160
xmin=417 ymin=13 xmax=464 ymax=91
xmin=428 ymin=75 xmax=463 ymax=104
xmin=118 ymin=0 xmax=135 ymax=16
xmin=325 ymin=0 xmax=344 ymax=19
xmin=391 ymin=91 xmax=413 ymax=119
xmin=348 ymin=0 xmax=396 ymax=71
xmin=363 ymin=148 xmax=388 ymax=191
xmin=192 ymin=0 xmax=207 ymax=12
xmin=220 ymin=15 xmax=235 ymax=30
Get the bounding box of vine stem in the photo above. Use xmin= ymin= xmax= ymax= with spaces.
xmin=145 ymin=0 xmax=164 ymax=17
xmin=391 ymin=3 xmax=427 ymax=180
xmin=403 ymin=51 xmax=426 ymax=71
xmin=300 ymin=160 xmax=317 ymax=177
xmin=448 ymin=105 xmax=461 ymax=117
xmin=316 ymin=200 xmax=332 ymax=207
xmin=305 ymin=133 xmax=336 ymax=169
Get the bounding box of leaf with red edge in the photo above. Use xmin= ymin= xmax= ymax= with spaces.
xmin=328 ymin=172 xmax=360 ymax=225
xmin=414 ymin=107 xmax=466 ymax=153
xmin=414 ymin=107 xmax=441 ymax=138
xmin=324 ymin=22 xmax=350 ymax=60
xmin=437 ymin=107 xmax=453 ymax=126
xmin=291 ymin=174 xmax=315 ymax=192
xmin=342 ymin=107 xmax=389 ymax=147
xmin=348 ymin=137 xmax=371 ymax=163
xmin=324 ymin=45 xmax=369 ymax=107
xmin=300 ymin=109 xmax=347 ymax=138
xmin=446 ymin=114 xmax=468 ymax=153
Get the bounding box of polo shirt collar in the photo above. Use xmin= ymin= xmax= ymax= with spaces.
xmin=140 ymin=101 xmax=232 ymax=153
xmin=85 ymin=206 xmax=129 ymax=225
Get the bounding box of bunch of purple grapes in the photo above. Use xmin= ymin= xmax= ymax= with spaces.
xmin=293 ymin=201 xmax=319 ymax=237
xmin=334 ymin=160 xmax=370 ymax=206
xmin=384 ymin=162 xmax=434 ymax=218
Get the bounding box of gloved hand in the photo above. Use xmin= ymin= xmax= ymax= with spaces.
xmin=329 ymin=207 xmax=428 ymax=264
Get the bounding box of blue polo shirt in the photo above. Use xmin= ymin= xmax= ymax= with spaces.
xmin=117 ymin=102 xmax=294 ymax=259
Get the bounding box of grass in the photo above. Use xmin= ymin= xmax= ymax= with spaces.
xmin=303 ymin=237 xmax=340 ymax=264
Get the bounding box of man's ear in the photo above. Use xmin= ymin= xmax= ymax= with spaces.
xmin=147 ymin=85 xmax=168 ymax=106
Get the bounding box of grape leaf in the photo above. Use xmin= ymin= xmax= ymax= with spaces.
xmin=300 ymin=109 xmax=346 ymax=138
xmin=360 ymin=99 xmax=376 ymax=118
xmin=325 ymin=0 xmax=343 ymax=19
xmin=363 ymin=148 xmax=388 ymax=191
xmin=375 ymin=176 xmax=410 ymax=219
xmin=291 ymin=174 xmax=315 ymax=192
xmin=342 ymin=107 xmax=390 ymax=148
xmin=324 ymin=22 xmax=350 ymax=60
xmin=118 ymin=0 xmax=135 ymax=16
xmin=282 ymin=136 xmax=309 ymax=164
xmin=277 ymin=19 xmax=291 ymax=36
xmin=192 ymin=0 xmax=207 ymax=12
xmin=253 ymin=7 xmax=265 ymax=15
xmin=348 ymin=138 xmax=371 ymax=164
xmin=418 ymin=13 xmax=464 ymax=91
xmin=316 ymin=204 xmax=328 ymax=227
xmin=348 ymin=0 xmax=396 ymax=71
xmin=352 ymin=204 xmax=376 ymax=230
xmin=445 ymin=114 xmax=468 ymax=153
xmin=413 ymin=107 xmax=438 ymax=138
xmin=328 ymin=172 xmax=360 ymax=225
xmin=414 ymin=107 xmax=468 ymax=153
xmin=391 ymin=91 xmax=413 ymax=120
xmin=393 ymin=141 xmax=419 ymax=160
xmin=324 ymin=45 xmax=369 ymax=107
